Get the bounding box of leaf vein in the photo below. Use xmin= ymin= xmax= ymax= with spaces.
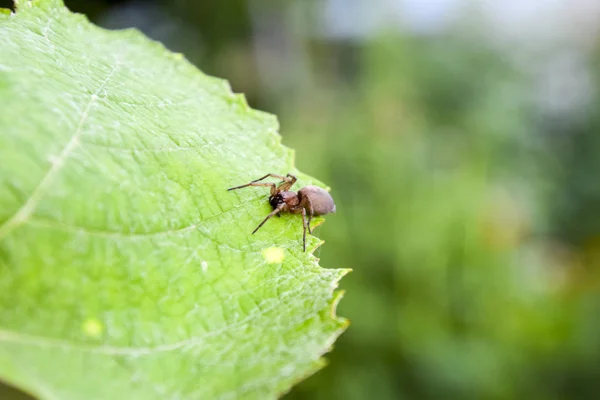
xmin=0 ymin=63 xmax=120 ymax=240
xmin=0 ymin=299 xmax=282 ymax=356
xmin=25 ymin=197 xmax=265 ymax=239
xmin=82 ymin=139 xmax=210 ymax=154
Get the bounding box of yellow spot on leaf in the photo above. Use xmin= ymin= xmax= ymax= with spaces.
xmin=262 ymin=247 xmax=285 ymax=263
xmin=82 ymin=318 xmax=103 ymax=338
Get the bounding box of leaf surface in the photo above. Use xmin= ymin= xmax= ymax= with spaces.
xmin=0 ymin=1 xmax=347 ymax=398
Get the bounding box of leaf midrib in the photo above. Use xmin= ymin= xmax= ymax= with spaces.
xmin=0 ymin=62 xmax=121 ymax=240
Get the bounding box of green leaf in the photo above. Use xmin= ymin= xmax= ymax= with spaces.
xmin=0 ymin=1 xmax=347 ymax=399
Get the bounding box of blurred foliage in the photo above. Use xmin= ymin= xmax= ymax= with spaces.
xmin=3 ymin=0 xmax=600 ymax=399
xmin=279 ymin=35 xmax=594 ymax=399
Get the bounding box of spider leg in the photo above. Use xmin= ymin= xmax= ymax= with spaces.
xmin=301 ymin=207 xmax=308 ymax=252
xmin=298 ymin=195 xmax=314 ymax=234
xmin=307 ymin=197 xmax=314 ymax=234
xmin=276 ymin=174 xmax=297 ymax=192
xmin=252 ymin=206 xmax=283 ymax=234
xmin=227 ymin=182 xmax=277 ymax=196
xmin=250 ymin=173 xmax=288 ymax=183
xmin=228 ymin=173 xmax=297 ymax=194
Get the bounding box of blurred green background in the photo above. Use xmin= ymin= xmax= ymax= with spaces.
xmin=4 ymin=0 xmax=600 ymax=399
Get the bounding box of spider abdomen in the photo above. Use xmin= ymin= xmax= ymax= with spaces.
xmin=298 ymin=185 xmax=336 ymax=215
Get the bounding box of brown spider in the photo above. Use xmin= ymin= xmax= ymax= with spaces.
xmin=227 ymin=173 xmax=336 ymax=252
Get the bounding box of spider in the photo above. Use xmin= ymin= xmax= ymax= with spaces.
xmin=227 ymin=173 xmax=336 ymax=252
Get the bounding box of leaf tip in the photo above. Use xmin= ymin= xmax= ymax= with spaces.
xmin=171 ymin=52 xmax=185 ymax=60
xmin=329 ymin=269 xmax=351 ymax=329
xmin=331 ymin=289 xmax=347 ymax=320
xmin=325 ymin=269 xmax=351 ymax=335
